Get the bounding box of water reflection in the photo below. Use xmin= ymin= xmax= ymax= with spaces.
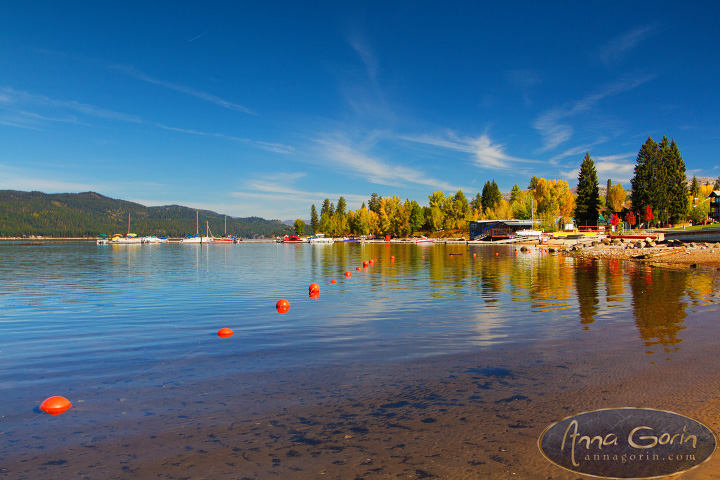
xmin=628 ymin=263 xmax=687 ymax=356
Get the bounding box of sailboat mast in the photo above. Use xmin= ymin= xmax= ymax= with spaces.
xmin=224 ymin=215 xmax=227 ymax=236
xmin=128 ymin=213 xmax=130 ymax=236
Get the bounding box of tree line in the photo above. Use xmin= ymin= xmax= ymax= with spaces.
xmin=303 ymin=137 xmax=716 ymax=236
xmin=0 ymin=190 xmax=293 ymax=238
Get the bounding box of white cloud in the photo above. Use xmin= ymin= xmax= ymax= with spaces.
xmin=112 ymin=65 xmax=255 ymax=115
xmin=400 ymin=133 xmax=542 ymax=170
xmin=599 ymin=23 xmax=661 ymax=66
xmin=534 ymin=75 xmax=654 ymax=152
xmin=314 ymin=136 xmax=466 ymax=191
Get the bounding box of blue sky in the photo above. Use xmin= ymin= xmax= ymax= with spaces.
xmin=1 ymin=2 xmax=719 ymax=220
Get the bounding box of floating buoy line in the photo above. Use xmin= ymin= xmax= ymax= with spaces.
xmin=9 ymin=246 xmax=519 ymax=432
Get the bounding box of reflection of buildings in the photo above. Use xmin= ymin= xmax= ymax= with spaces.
xmin=628 ymin=264 xmax=687 ymax=354
xmin=469 ymin=220 xmax=534 ymax=241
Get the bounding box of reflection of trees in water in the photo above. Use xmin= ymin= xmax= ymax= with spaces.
xmin=685 ymin=272 xmax=718 ymax=307
xmin=604 ymin=259 xmax=626 ymax=304
xmin=574 ymin=258 xmax=601 ymax=327
xmin=525 ymin=255 xmax=573 ymax=312
xmin=628 ymin=263 xmax=687 ymax=355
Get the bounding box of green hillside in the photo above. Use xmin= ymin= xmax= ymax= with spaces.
xmin=0 ymin=190 xmax=293 ymax=238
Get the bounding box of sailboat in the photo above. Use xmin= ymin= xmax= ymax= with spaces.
xmin=181 ymin=211 xmax=213 ymax=243
xmin=516 ymin=198 xmax=543 ymax=238
xmin=110 ymin=213 xmax=143 ymax=244
xmin=213 ymin=215 xmax=239 ymax=243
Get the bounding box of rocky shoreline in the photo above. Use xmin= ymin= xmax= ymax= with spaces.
xmin=555 ymin=236 xmax=720 ymax=268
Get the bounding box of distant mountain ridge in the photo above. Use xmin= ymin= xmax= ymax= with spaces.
xmin=0 ymin=190 xmax=293 ymax=238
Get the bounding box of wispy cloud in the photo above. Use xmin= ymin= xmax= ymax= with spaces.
xmin=111 ymin=64 xmax=255 ymax=115
xmin=400 ymin=132 xmax=542 ymax=170
xmin=0 ymin=164 xmax=96 ymax=192
xmin=561 ymin=154 xmax=636 ymax=185
xmin=534 ymin=74 xmax=655 ymax=152
xmin=599 ymin=23 xmax=661 ymax=66
xmin=0 ymin=86 xmax=142 ymax=125
xmin=155 ymin=123 xmax=294 ymax=154
xmin=314 ymin=135 xmax=465 ymax=191
xmin=348 ymin=34 xmax=379 ymax=84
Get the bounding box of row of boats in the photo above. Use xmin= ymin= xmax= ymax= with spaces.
xmin=279 ymin=234 xmax=434 ymax=244
xmin=96 ymin=212 xmax=239 ymax=245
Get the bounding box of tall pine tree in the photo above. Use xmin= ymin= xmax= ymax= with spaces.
xmin=575 ymin=152 xmax=600 ymax=226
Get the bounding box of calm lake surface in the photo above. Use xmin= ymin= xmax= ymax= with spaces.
xmin=2 ymin=241 xmax=720 ymax=479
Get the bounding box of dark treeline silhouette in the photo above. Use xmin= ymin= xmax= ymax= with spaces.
xmin=0 ymin=190 xmax=293 ymax=238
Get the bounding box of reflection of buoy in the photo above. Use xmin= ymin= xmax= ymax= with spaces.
xmin=309 ymin=291 xmax=319 ymax=299
xmin=309 ymin=283 xmax=320 ymax=293
xmin=344 ymin=271 xmax=351 ymax=277
xmin=217 ymin=328 xmax=234 ymax=338
xmin=40 ymin=396 xmax=72 ymax=415
xmin=330 ymin=279 xmax=337 ymax=284
xmin=276 ymin=299 xmax=290 ymax=313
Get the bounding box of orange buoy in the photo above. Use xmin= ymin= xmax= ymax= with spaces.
xmin=495 ymin=252 xmax=499 ymax=256
xmin=356 ymin=266 xmax=362 ymax=271
xmin=363 ymin=261 xmax=369 ymax=267
xmin=330 ymin=279 xmax=337 ymax=284
xmin=344 ymin=271 xmax=352 ymax=277
xmin=309 ymin=283 xmax=320 ymax=293
xmin=276 ymin=299 xmax=290 ymax=313
xmin=40 ymin=396 xmax=72 ymax=415
xmin=217 ymin=327 xmax=234 ymax=338
xmin=472 ymin=253 xmax=477 ymax=258
xmin=421 ymin=255 xmax=425 ymax=259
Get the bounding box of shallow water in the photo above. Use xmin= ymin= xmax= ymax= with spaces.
xmin=1 ymin=241 xmax=719 ymax=479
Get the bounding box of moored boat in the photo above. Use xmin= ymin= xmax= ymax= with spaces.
xmin=110 ymin=233 xmax=142 ymax=244
xmin=415 ymin=236 xmax=433 ymax=244
xmin=281 ymin=235 xmax=307 ymax=243
xmin=144 ymin=235 xmax=169 ymax=244
xmin=96 ymin=234 xmax=109 ymax=245
xmin=309 ymin=234 xmax=334 ymax=244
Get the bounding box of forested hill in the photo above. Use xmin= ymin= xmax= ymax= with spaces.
xmin=0 ymin=190 xmax=293 ymax=238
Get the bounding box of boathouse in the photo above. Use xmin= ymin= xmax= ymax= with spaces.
xmin=709 ymin=191 xmax=720 ymax=223
xmin=468 ymin=220 xmax=534 ymax=241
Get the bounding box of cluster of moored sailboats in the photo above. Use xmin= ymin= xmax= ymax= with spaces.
xmin=96 ymin=212 xmax=239 ymax=245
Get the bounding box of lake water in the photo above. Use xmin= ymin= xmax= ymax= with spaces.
xmin=1 ymin=241 xmax=720 ymax=479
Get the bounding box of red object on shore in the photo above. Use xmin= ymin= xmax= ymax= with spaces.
xmin=217 ymin=328 xmax=234 ymax=338
xmin=344 ymin=271 xmax=351 ymax=277
xmin=276 ymin=299 xmax=290 ymax=313
xmin=40 ymin=396 xmax=72 ymax=415
xmin=309 ymin=283 xmax=320 ymax=293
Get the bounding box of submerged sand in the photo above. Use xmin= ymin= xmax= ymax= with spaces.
xmin=4 ymin=304 xmax=720 ymax=480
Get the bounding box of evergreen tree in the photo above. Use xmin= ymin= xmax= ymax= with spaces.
xmin=575 ymin=152 xmax=600 ymax=226
xmin=481 ymin=180 xmax=502 ymax=212
xmin=510 ymin=184 xmax=521 ymax=204
xmin=336 ymin=197 xmax=347 ymax=216
xmin=471 ymin=192 xmax=482 ymax=211
xmin=310 ymin=204 xmax=319 ymax=233
xmin=630 ymin=137 xmax=660 ymax=215
xmin=665 ymin=139 xmax=689 ymax=224
xmin=690 ymin=175 xmax=700 ymax=204
xmin=368 ymin=193 xmax=381 ymax=214
xmin=320 ymin=199 xmax=331 ymax=217
xmin=409 ymin=200 xmax=424 ymax=232
xmin=605 ymin=179 xmax=613 ymax=212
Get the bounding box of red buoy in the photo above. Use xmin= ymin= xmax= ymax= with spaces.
xmin=472 ymin=253 xmax=477 ymax=258
xmin=421 ymin=255 xmax=425 ymax=259
xmin=217 ymin=328 xmax=234 ymax=338
xmin=363 ymin=261 xmax=369 ymax=267
xmin=344 ymin=271 xmax=352 ymax=277
xmin=356 ymin=266 xmax=362 ymax=271
xmin=330 ymin=279 xmax=337 ymax=284
xmin=495 ymin=252 xmax=499 ymax=256
xmin=276 ymin=299 xmax=290 ymax=313
xmin=309 ymin=283 xmax=320 ymax=293
xmin=40 ymin=396 xmax=72 ymax=415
